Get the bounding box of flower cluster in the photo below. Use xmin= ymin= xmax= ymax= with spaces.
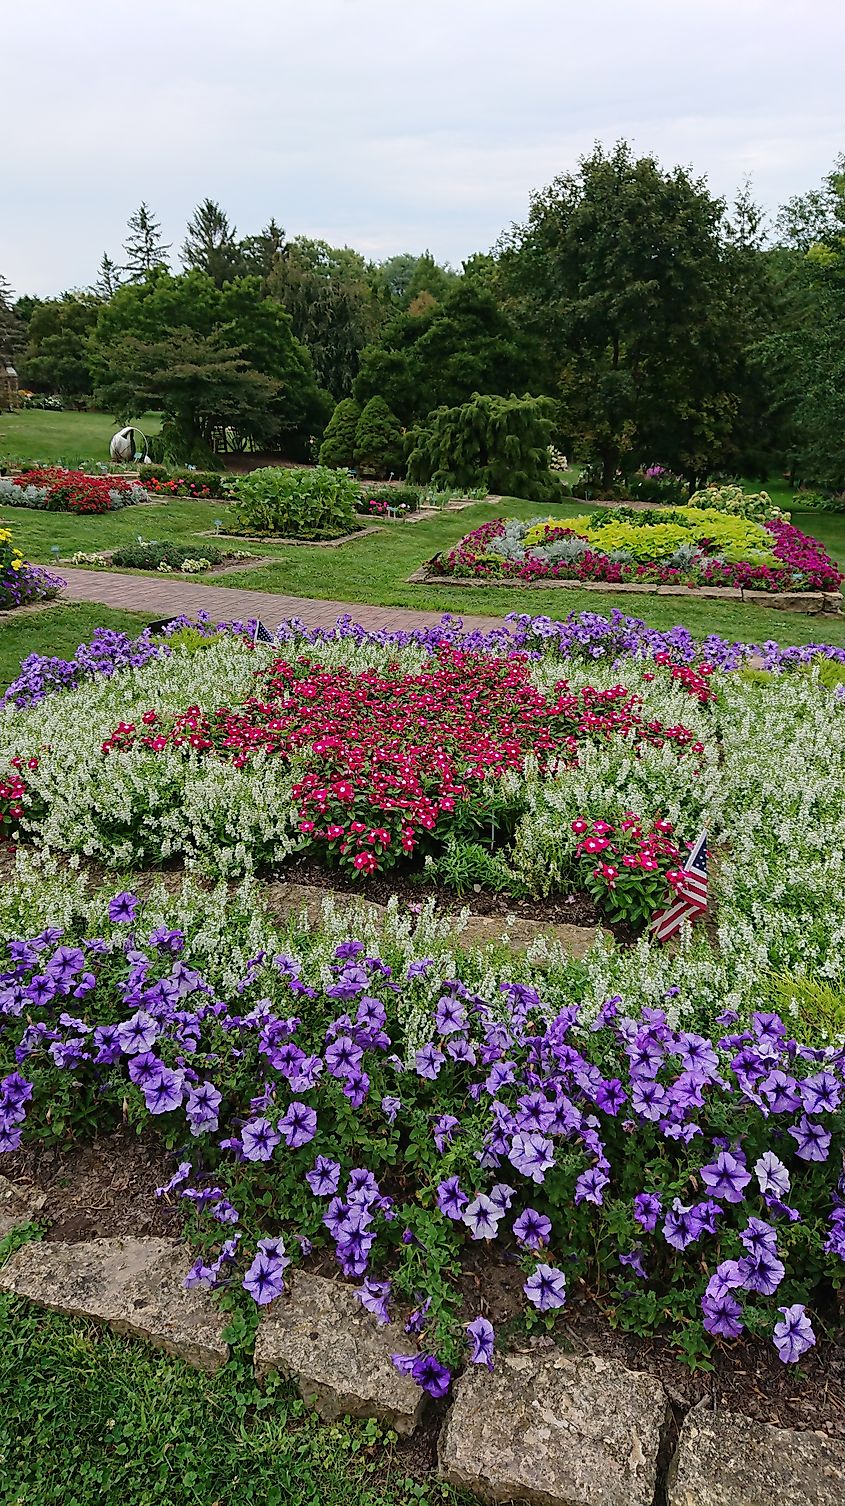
xmin=569 ymin=814 xmax=687 ymax=927
xmin=98 ymin=650 xmax=702 ymax=878
xmin=3 ymin=468 xmax=149 ymax=515
xmin=0 ymin=524 xmax=64 ymax=612
xmin=1 ymin=888 xmax=842 ymax=1390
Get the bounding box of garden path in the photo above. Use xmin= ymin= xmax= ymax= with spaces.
xmin=55 ymin=568 xmax=506 ymax=633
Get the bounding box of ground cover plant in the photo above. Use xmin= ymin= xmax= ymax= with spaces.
xmin=0 ymin=525 xmax=64 ymax=612
xmin=438 ymin=509 xmax=843 ymax=593
xmin=0 ymin=468 xmax=151 ymax=515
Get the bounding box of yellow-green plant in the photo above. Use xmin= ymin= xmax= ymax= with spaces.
xmin=688 ymin=484 xmax=788 ymax=522
xmin=763 ymin=971 xmax=845 ymax=1044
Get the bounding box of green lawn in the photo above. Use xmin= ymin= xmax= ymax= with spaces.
xmin=0 ymin=409 xmax=161 ymax=467
xmin=0 ymin=605 xmax=155 ymax=693
xmin=0 ymin=1235 xmax=451 ymax=1506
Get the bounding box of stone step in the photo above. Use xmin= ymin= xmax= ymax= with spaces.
xmin=0 ymin=1236 xmax=229 ymax=1373
xmin=668 ymin=1408 xmax=845 ymax=1506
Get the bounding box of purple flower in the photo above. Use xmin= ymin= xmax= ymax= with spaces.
xmin=355 ymin=1279 xmax=391 ymax=1325
xmin=411 ymin=1354 xmax=451 ymax=1398
xmin=699 ymin=1149 xmax=751 ymax=1203
xmin=507 ymin=1130 xmax=555 ymax=1184
xmin=108 ymin=892 xmax=139 ymax=925
xmin=466 ymin=1316 xmax=495 ymax=1369
xmin=186 ymin=1080 xmax=222 ymax=1135
xmin=143 ymin=1068 xmax=183 ymax=1115
xmin=405 ymin=1297 xmax=431 ymax=1335
xmin=633 ymin=1192 xmax=662 ymax=1231
xmin=436 ymin=1175 xmax=467 ymax=1221
xmin=433 ymin=1114 xmax=460 ymax=1153
xmin=242 ymin=1251 xmax=286 ymax=1306
xmin=800 ymin=1071 xmax=840 ymax=1115
xmin=772 ymin=1304 xmax=816 ymax=1363
xmin=740 ymin=1247 xmax=785 ymax=1296
xmin=488 ymin=1183 xmax=515 ymax=1214
xmin=241 ymin=1117 xmax=281 ymax=1162
xmin=415 ymin=1044 xmax=445 ymax=1080
xmin=702 ymin=1287 xmax=744 ymax=1339
xmin=463 ymin=1193 xmax=503 ymax=1240
xmin=754 ymin=1151 xmax=790 ymax=1199
xmin=381 ymin=1095 xmax=401 ymax=1124
xmin=513 ymin=1207 xmax=551 ymax=1250
xmin=574 ymin=1167 xmax=609 ymax=1206
xmin=738 ymin=1218 xmax=778 ymax=1258
xmin=788 ymin=1115 xmax=831 ymax=1162
xmin=619 ymin=1249 xmax=647 ymax=1279
xmin=305 ymin=1155 xmax=340 ymax=1196
xmin=524 ymin=1263 xmax=567 ymax=1311
xmin=278 ymin=1101 xmax=317 ymax=1149
xmin=155 ymin=1161 xmax=192 ymax=1198
xmin=342 ymin=1070 xmax=370 ymax=1108
xmin=663 ymin=1199 xmax=707 ymax=1251
xmin=117 ymin=1010 xmax=159 ymax=1055
xmin=127 ymin=1050 xmax=164 ymax=1089
xmin=434 ymin=996 xmax=467 ymax=1035
xmin=324 ymin=1035 xmax=363 ymax=1079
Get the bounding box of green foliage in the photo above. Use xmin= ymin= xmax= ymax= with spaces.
xmin=795 ymin=489 xmax=845 ymax=512
xmin=407 ymin=391 xmax=559 ymax=501
xmin=111 ymin=540 xmax=222 ymax=571
xmin=354 ymin=397 xmax=405 ymax=478
xmin=688 ymin=483 xmax=785 ymax=521
xmin=268 ymin=238 xmax=380 ymax=400
xmin=354 ymin=283 xmax=538 ymax=425
xmin=233 ymin=466 xmax=360 ymax=538
xmin=763 ymin=971 xmax=845 ymax=1044
xmin=18 ymin=293 xmax=101 ymax=402
xmin=319 ymin=398 xmax=361 ymax=468
xmin=424 ymin=835 xmax=528 ymax=897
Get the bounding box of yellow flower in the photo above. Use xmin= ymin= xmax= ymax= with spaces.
xmin=11 ymin=558 xmax=22 ymax=570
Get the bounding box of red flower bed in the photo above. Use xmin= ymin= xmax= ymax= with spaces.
xmin=102 ymin=649 xmax=709 ymax=876
xmin=13 ymin=469 xmax=142 ymax=514
xmin=0 ymin=770 xmax=27 ymax=839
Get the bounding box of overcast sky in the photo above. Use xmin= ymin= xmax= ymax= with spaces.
xmin=3 ymin=0 xmax=843 ymax=297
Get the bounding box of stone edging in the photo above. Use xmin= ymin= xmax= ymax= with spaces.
xmin=199 ymin=526 xmax=382 ymax=548
xmin=1 ymin=1233 xmax=842 ymax=1505
xmin=408 ymin=564 xmax=844 ymax=614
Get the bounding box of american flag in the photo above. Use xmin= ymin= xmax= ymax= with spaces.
xmin=252 ymin=619 xmax=276 ymax=646
xmin=651 ymin=830 xmax=708 ymax=942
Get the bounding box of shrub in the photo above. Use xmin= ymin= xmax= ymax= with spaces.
xmin=627 ymin=467 xmax=689 ymax=506
xmin=407 ymin=392 xmax=560 ymax=502
xmin=233 ymin=466 xmax=359 ymax=538
xmin=111 ymin=541 xmax=223 ymax=572
xmin=141 ymin=468 xmax=228 ymax=498
xmin=687 ymin=484 xmax=785 ymax=522
xmin=793 ymin=490 xmax=845 ymax=513
xmin=353 ymin=397 xmax=405 ymax=478
xmin=318 ymin=398 xmax=361 ymax=469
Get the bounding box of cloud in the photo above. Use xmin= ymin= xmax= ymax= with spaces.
xmin=2 ymin=0 xmax=843 ymax=294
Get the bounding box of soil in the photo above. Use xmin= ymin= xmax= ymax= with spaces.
xmin=2 ymin=1138 xmax=842 ymax=1444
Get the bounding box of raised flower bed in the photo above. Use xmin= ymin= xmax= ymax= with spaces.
xmin=430 ymin=508 xmax=843 ymax=610
xmin=0 ymin=468 xmax=151 ymax=515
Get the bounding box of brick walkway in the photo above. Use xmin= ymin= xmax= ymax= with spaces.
xmin=56 ymin=568 xmax=506 ymax=634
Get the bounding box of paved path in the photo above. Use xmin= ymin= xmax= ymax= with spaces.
xmin=56 ymin=568 xmax=506 ymax=634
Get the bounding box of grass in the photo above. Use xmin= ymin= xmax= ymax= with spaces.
xmin=0 ymin=1231 xmax=452 ymax=1506
xmin=0 ymin=409 xmax=161 ymax=467
xmin=0 ymin=605 xmax=154 ymax=693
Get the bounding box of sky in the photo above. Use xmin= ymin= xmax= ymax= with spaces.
xmin=3 ymin=0 xmax=843 ymax=297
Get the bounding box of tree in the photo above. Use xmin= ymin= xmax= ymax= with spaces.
xmin=372 ymin=251 xmax=458 ymax=306
xmin=266 ymin=237 xmax=380 ymax=398
xmin=182 ymin=198 xmax=245 ymax=287
xmin=354 ymin=283 xmax=538 ymax=424
xmin=498 ymin=141 xmax=752 ymax=486
xmin=94 ymin=253 xmax=122 ymax=300
xmin=0 ymin=274 xmax=21 ymax=362
xmin=19 ymin=293 xmax=101 ymax=402
xmin=240 ymin=218 xmax=286 ymax=283
xmin=407 ymin=392 xmax=558 ymax=500
xmin=91 ymin=269 xmax=328 ymax=457
xmin=354 ymin=396 xmax=404 ymax=477
xmin=319 ymin=397 xmax=361 ymax=467
xmin=122 ymin=203 xmax=170 ymax=282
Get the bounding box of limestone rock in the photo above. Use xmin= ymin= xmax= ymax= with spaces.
xmin=0 ymin=1236 xmax=228 ymax=1373
xmin=0 ymin=1173 xmax=46 ymax=1240
xmin=254 ymin=1271 xmax=424 ymax=1434
xmin=438 ymin=1349 xmax=668 ymax=1506
xmin=668 ymin=1408 xmax=845 ymax=1506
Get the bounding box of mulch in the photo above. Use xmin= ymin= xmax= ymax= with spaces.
xmin=2 ymin=1135 xmax=843 ymax=1442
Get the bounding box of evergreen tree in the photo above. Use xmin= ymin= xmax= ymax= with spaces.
xmin=0 ymin=274 xmax=21 ymax=361
xmin=182 ymin=199 xmax=244 ymax=287
xmin=240 ymin=218 xmax=286 ymax=283
xmin=122 ymin=203 xmax=171 ymax=282
xmin=353 ymin=396 xmax=404 ymax=477
xmin=94 ymin=253 xmax=122 ymax=300
xmin=407 ymin=391 xmax=558 ymax=500
xmin=319 ymin=397 xmax=361 ymax=467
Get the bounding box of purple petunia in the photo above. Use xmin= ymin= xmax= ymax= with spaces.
xmin=305 ymin=1155 xmax=341 ymax=1197
xmin=513 ymin=1207 xmax=551 ymax=1250
xmin=463 ymin=1193 xmax=503 ymax=1240
xmin=524 ymin=1263 xmax=567 ymax=1312
xmin=772 ymin=1304 xmax=816 ymax=1363
xmin=699 ymin=1149 xmax=751 ymax=1204
xmin=633 ymin=1192 xmax=662 ymax=1232
xmin=415 ymin=1044 xmax=445 ymax=1080
xmin=466 ymin=1316 xmax=495 ymax=1369
xmin=436 ymin=1175 xmax=468 ymax=1221
xmin=108 ymin=892 xmax=139 ymax=925
xmin=356 ymin=1279 xmax=391 ymax=1325
xmin=242 ymin=1250 xmax=287 ymax=1306
xmin=278 ymin=1101 xmax=317 ymax=1149
xmin=507 ymin=1130 xmax=555 ymax=1184
xmin=241 ymin=1117 xmax=281 ymax=1162
xmin=788 ymin=1115 xmax=831 ymax=1163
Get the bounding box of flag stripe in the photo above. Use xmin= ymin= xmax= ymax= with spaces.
xmin=651 ymin=828 xmax=708 ymax=942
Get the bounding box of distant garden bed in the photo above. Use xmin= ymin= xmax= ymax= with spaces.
xmin=0 ymin=468 xmax=151 ymax=515
xmin=431 ymin=508 xmax=844 ymax=601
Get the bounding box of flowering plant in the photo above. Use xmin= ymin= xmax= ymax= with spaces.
xmin=1 ymin=469 xmax=149 ymax=515
xmin=0 ymin=524 xmax=64 ymax=611
xmin=568 ymin=813 xmax=686 ymax=927
xmin=0 ymin=882 xmax=842 ymax=1387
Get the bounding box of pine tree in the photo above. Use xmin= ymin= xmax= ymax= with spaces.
xmin=354 ymin=396 xmax=404 ymax=478
xmin=122 ymin=203 xmax=171 ymax=282
xmin=319 ymin=397 xmax=361 ymax=467
xmin=0 ymin=273 xmax=21 ymax=360
xmin=94 ymin=253 xmax=121 ymax=299
xmin=182 ymin=199 xmax=244 ymax=287
xmin=406 ymin=392 xmax=557 ymax=500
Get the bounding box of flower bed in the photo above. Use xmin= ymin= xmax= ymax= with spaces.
xmin=0 ymin=864 xmax=842 ymax=1390
xmin=438 ymin=509 xmax=843 ymax=594
xmin=0 ymin=468 xmax=150 ymax=515
xmin=0 ymin=525 xmax=64 ymax=612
